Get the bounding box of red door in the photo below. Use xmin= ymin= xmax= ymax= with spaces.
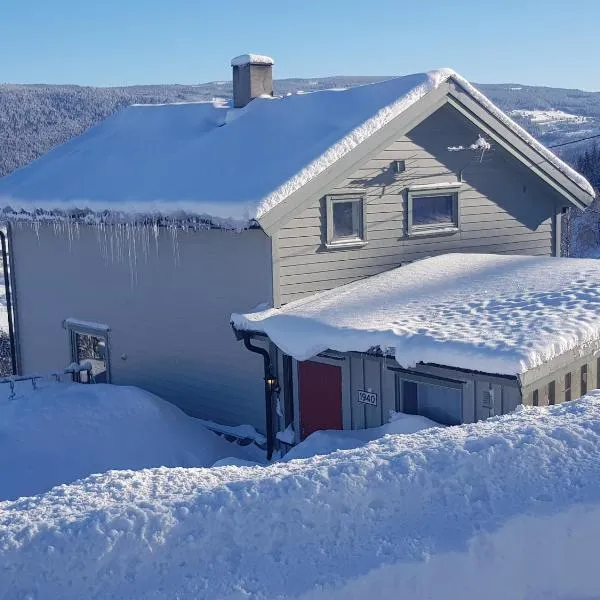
xmin=298 ymin=361 xmax=343 ymax=439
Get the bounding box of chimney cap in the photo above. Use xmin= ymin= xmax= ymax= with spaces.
xmin=231 ymin=54 xmax=274 ymax=67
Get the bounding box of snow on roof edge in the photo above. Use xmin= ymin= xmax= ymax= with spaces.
xmin=0 ymin=197 xmax=255 ymax=231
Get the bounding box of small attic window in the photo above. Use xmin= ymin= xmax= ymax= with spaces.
xmin=325 ymin=195 xmax=367 ymax=248
xmin=393 ymin=160 xmax=406 ymax=174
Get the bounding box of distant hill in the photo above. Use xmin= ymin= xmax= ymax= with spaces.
xmin=1 ymin=77 xmax=599 ymax=178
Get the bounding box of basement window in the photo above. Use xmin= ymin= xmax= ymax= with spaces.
xmin=65 ymin=319 xmax=111 ymax=383
xmin=581 ymin=364 xmax=588 ymax=395
xmin=407 ymin=185 xmax=460 ymax=236
xmin=564 ymin=372 xmax=572 ymax=402
xmin=325 ymin=195 xmax=366 ymax=248
xmin=548 ymin=380 xmax=556 ymax=405
xmin=398 ymin=377 xmax=463 ymax=426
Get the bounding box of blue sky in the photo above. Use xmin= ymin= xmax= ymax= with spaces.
xmin=1 ymin=0 xmax=598 ymax=90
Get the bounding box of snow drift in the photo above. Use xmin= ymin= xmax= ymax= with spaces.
xmin=0 ymin=381 xmax=257 ymax=501
xmin=2 ymin=394 xmax=600 ymax=599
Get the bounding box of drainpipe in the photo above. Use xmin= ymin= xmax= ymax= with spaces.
xmin=0 ymin=229 xmax=17 ymax=375
xmin=241 ymin=331 xmax=275 ymax=460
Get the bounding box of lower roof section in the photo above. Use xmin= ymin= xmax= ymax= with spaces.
xmin=232 ymin=253 xmax=600 ymax=376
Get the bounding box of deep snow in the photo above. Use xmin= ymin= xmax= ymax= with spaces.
xmin=0 ymin=70 xmax=592 ymax=227
xmin=2 ymin=394 xmax=600 ymax=599
xmin=283 ymin=411 xmax=439 ymax=461
xmin=233 ymin=253 xmax=600 ymax=375
xmin=0 ymin=380 xmax=261 ymax=501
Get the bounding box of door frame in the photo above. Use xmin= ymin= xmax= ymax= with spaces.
xmin=291 ymin=352 xmax=352 ymax=444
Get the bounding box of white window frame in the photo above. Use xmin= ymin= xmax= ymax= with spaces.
xmin=407 ymin=184 xmax=461 ymax=236
xmin=64 ymin=318 xmax=112 ymax=383
xmin=325 ymin=194 xmax=367 ymax=248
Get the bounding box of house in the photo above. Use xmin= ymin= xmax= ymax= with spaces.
xmin=232 ymin=253 xmax=600 ymax=453
xmin=0 ymin=55 xmax=595 ymax=456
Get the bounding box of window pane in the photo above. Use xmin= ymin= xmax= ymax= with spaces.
xmin=417 ymin=382 xmax=462 ymax=425
xmin=402 ymin=380 xmax=418 ymax=414
xmin=76 ymin=333 xmax=107 ymax=383
xmin=548 ymin=380 xmax=555 ymax=405
xmin=413 ymin=194 xmax=454 ymax=226
xmin=332 ymin=201 xmax=360 ymax=240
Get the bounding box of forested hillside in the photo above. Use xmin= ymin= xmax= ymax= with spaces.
xmin=1 ymin=77 xmax=600 ymax=178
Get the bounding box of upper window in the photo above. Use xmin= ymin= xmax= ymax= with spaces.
xmin=326 ymin=195 xmax=366 ymax=247
xmin=408 ymin=186 xmax=460 ymax=235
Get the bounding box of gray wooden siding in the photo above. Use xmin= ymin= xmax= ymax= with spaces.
xmin=276 ymin=103 xmax=562 ymax=304
xmin=11 ymin=224 xmax=273 ymax=431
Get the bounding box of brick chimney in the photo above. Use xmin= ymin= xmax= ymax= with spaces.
xmin=231 ymin=54 xmax=274 ymax=108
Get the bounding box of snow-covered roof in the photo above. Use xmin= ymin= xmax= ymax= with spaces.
xmin=231 ymin=53 xmax=274 ymax=67
xmin=0 ymin=70 xmax=594 ymax=228
xmin=232 ymin=254 xmax=600 ymax=376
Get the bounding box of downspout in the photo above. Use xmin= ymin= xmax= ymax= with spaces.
xmin=0 ymin=229 xmax=17 ymax=375
xmin=241 ymin=332 xmax=275 ymax=460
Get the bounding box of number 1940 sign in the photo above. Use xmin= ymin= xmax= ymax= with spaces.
xmin=357 ymin=390 xmax=378 ymax=406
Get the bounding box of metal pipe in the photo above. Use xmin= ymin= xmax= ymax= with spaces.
xmin=0 ymin=362 xmax=92 ymax=385
xmin=0 ymin=229 xmax=17 ymax=375
xmin=242 ymin=332 xmax=275 ymax=460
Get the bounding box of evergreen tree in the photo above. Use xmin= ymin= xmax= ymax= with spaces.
xmin=575 ymin=145 xmax=600 ymax=193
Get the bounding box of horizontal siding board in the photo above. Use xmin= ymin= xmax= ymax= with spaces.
xmin=279 ymin=229 xmax=551 ymax=254
xmin=279 ymin=232 xmax=552 ymax=269
xmin=279 ymin=218 xmax=551 ymax=248
xmin=281 ymin=242 xmax=552 ymax=293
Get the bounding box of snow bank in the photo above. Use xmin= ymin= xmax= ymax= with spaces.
xmin=2 ymin=395 xmax=600 ymax=599
xmin=0 ymin=381 xmax=258 ymax=500
xmin=233 ymin=253 xmax=600 ymax=375
xmin=283 ymin=411 xmax=439 ymax=460
xmin=0 ymin=69 xmax=591 ymax=227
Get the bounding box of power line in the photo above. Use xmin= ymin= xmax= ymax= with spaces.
xmin=548 ymin=133 xmax=600 ymax=148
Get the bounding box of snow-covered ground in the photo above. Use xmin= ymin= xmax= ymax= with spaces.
xmin=0 ymin=380 xmax=262 ymax=501
xmin=509 ymin=108 xmax=591 ymax=125
xmin=283 ymin=411 xmax=439 ymax=461
xmin=2 ymin=390 xmax=600 ymax=599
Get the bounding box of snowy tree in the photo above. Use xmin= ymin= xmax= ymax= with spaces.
xmin=566 ymin=145 xmax=600 ymax=257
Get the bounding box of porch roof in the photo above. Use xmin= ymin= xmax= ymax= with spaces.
xmin=232 ymin=253 xmax=600 ymax=376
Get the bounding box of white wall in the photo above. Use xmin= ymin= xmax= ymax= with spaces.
xmin=10 ymin=224 xmax=273 ymax=430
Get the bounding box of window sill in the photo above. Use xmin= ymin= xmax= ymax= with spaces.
xmin=408 ymin=227 xmax=459 ymax=238
xmin=325 ymin=240 xmax=368 ymax=250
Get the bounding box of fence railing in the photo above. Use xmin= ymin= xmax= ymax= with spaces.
xmin=0 ymin=361 xmax=93 ymax=399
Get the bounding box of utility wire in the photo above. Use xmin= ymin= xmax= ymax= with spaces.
xmin=548 ymin=133 xmax=600 ymax=148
